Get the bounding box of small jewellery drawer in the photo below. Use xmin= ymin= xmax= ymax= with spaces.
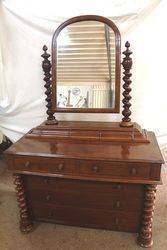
xmin=14 ymin=156 xmax=76 ymax=174
xmin=31 ymin=203 xmax=141 ymax=233
xmin=79 ymin=160 xmax=151 ymax=179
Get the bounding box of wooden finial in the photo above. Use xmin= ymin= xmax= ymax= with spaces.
xmin=120 ymin=41 xmax=133 ymax=127
xmin=41 ymin=45 xmax=58 ymax=124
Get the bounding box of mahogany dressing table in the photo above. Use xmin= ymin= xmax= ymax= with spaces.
xmin=4 ymin=15 xmax=164 ymax=248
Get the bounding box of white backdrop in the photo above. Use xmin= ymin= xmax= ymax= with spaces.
xmin=0 ymin=0 xmax=167 ymax=153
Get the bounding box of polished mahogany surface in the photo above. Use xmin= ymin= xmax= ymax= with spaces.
xmin=27 ymin=121 xmax=149 ymax=143
xmin=6 ymin=131 xmax=163 ymax=164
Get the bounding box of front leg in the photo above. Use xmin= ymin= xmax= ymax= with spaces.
xmin=137 ymin=184 xmax=157 ymax=247
xmin=13 ymin=174 xmax=33 ymax=233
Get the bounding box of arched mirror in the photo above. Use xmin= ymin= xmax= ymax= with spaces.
xmin=51 ymin=15 xmax=121 ymax=113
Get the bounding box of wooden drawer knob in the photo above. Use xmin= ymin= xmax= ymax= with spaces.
xmin=117 ymin=184 xmax=122 ymax=190
xmin=49 ymin=211 xmax=54 ymax=217
xmin=24 ymin=161 xmax=30 ymax=168
xmin=43 ymin=178 xmax=50 ymax=184
xmin=46 ymin=194 xmax=52 ymax=201
xmin=92 ymin=165 xmax=99 ymax=173
xmin=115 ymin=201 xmax=120 ymax=208
xmin=57 ymin=163 xmax=64 ymax=171
xmin=130 ymin=167 xmax=137 ymax=175
xmin=115 ymin=218 xmax=119 ymax=225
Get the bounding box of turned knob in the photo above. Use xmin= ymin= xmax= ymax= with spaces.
xmin=117 ymin=184 xmax=122 ymax=190
xmin=57 ymin=163 xmax=64 ymax=171
xmin=115 ymin=201 xmax=120 ymax=208
xmin=115 ymin=218 xmax=119 ymax=225
xmin=43 ymin=178 xmax=50 ymax=184
xmin=92 ymin=165 xmax=99 ymax=173
xmin=130 ymin=167 xmax=137 ymax=175
xmin=49 ymin=211 xmax=54 ymax=217
xmin=24 ymin=161 xmax=30 ymax=168
xmin=46 ymin=194 xmax=52 ymax=201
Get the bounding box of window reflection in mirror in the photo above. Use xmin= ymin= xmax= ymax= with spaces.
xmin=56 ymin=21 xmax=116 ymax=109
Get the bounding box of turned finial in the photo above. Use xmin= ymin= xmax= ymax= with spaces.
xmin=41 ymin=45 xmax=58 ymax=124
xmin=43 ymin=45 xmax=47 ymax=51
xmin=120 ymin=41 xmax=133 ymax=127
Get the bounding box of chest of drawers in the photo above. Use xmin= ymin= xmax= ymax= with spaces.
xmin=26 ymin=176 xmax=143 ymax=233
xmin=5 ymin=129 xmax=164 ymax=248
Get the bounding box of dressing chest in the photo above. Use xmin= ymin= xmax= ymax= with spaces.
xmin=4 ymin=15 xmax=164 ymax=247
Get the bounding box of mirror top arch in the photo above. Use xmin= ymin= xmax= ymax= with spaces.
xmin=51 ymin=15 xmax=121 ymax=113
xmin=52 ymin=15 xmax=121 ymax=42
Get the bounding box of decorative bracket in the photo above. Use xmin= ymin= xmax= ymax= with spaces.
xmin=120 ymin=41 xmax=133 ymax=127
xmin=41 ymin=45 xmax=58 ymax=124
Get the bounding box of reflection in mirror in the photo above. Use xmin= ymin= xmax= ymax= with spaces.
xmin=56 ymin=21 xmax=116 ymax=109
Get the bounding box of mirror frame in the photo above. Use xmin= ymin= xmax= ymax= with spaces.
xmin=52 ymin=15 xmax=121 ymax=113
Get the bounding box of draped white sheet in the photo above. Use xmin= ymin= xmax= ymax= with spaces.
xmin=0 ymin=0 xmax=167 ymax=156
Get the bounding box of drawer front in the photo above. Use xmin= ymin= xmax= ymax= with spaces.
xmin=25 ymin=176 xmax=144 ymax=198
xmin=27 ymin=188 xmax=143 ymax=212
xmin=14 ymin=156 xmax=151 ymax=180
xmin=14 ymin=156 xmax=76 ymax=174
xmin=31 ymin=203 xmax=141 ymax=233
xmin=79 ymin=160 xmax=151 ymax=179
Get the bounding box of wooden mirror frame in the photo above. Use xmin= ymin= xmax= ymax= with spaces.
xmin=51 ymin=15 xmax=121 ymax=113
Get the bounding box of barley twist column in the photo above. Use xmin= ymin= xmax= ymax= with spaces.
xmin=41 ymin=45 xmax=58 ymax=124
xmin=13 ymin=174 xmax=33 ymax=233
xmin=120 ymin=41 xmax=133 ymax=127
xmin=138 ymin=184 xmax=157 ymax=247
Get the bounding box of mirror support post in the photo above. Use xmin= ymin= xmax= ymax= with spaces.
xmin=42 ymin=45 xmax=58 ymax=124
xmin=120 ymin=41 xmax=133 ymax=127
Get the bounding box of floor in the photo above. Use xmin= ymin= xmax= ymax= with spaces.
xmin=0 ymin=159 xmax=167 ymax=250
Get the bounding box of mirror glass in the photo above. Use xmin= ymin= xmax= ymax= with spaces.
xmin=56 ymin=21 xmax=116 ymax=109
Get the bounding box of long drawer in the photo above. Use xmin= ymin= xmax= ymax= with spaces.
xmin=14 ymin=157 xmax=77 ymax=174
xmin=79 ymin=160 xmax=151 ymax=179
xmin=13 ymin=155 xmax=151 ymax=180
xmin=25 ymin=176 xmax=144 ymax=212
xmin=27 ymin=188 xmax=143 ymax=212
xmin=31 ymin=203 xmax=141 ymax=233
xmin=25 ymin=175 xmax=144 ymax=197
